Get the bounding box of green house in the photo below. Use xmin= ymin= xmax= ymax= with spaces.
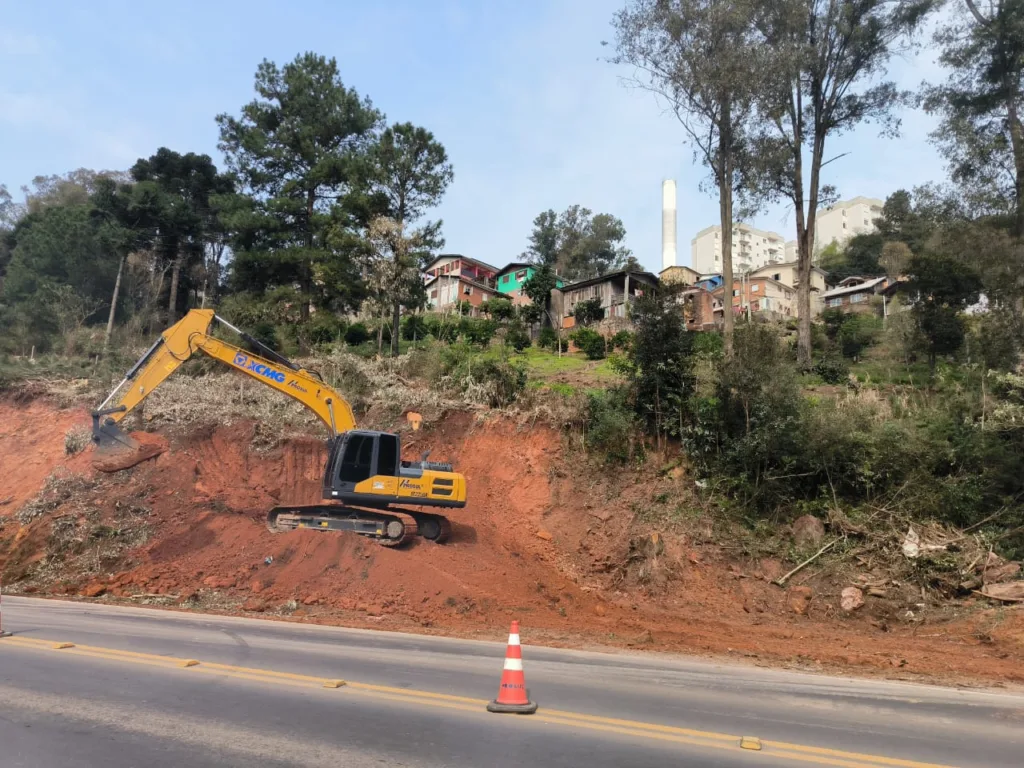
xmin=494 ymin=263 xmax=564 ymax=304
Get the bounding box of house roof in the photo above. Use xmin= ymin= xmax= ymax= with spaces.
xmin=711 ymin=276 xmax=795 ymax=295
xmin=423 ymin=253 xmax=500 ymax=274
xmin=823 ymin=276 xmax=888 ymax=299
xmin=748 ymin=261 xmax=827 ymax=278
xmin=495 ymin=262 xmax=533 ymax=277
xmin=559 ymin=269 xmax=659 ymax=292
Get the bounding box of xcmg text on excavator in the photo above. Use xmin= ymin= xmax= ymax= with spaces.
xmin=91 ymin=309 xmax=466 ymax=547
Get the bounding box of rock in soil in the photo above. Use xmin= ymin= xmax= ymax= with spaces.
xmin=791 ymin=515 xmax=825 ymax=549
xmin=788 ymin=586 xmax=813 ymax=615
xmin=840 ymin=587 xmax=865 ymax=612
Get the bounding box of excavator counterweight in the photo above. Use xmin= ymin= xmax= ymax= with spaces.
xmin=91 ymin=309 xmax=466 ymax=546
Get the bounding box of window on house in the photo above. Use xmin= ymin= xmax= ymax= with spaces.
xmin=851 ymin=293 xmax=866 ymax=303
xmin=863 ymin=219 xmax=869 ymax=226
xmin=842 ymin=222 xmax=847 ymax=229
xmin=430 ymin=290 xmax=437 ymax=298
xmin=502 ymin=275 xmax=510 ymax=283
xmin=751 ymin=284 xmax=759 ymax=292
xmin=732 ymin=289 xmax=739 ymax=297
xmin=773 ymin=273 xmax=781 ymax=281
xmin=827 ymin=297 xmax=842 ymax=307
xmin=464 ymin=285 xmax=472 ymax=296
xmin=515 ymin=270 xmax=527 ymax=280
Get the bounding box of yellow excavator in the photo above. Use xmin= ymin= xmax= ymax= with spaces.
xmin=91 ymin=309 xmax=466 ymax=547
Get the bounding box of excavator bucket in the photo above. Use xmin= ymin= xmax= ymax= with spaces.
xmin=91 ymin=415 xmax=165 ymax=473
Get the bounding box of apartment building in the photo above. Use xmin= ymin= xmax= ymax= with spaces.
xmin=815 ymin=197 xmax=884 ymax=254
xmin=691 ymin=223 xmax=787 ymax=274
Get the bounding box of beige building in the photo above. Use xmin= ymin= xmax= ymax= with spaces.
xmin=691 ymin=222 xmax=787 ymax=275
xmin=659 ymin=265 xmax=702 ymax=286
xmin=748 ymin=262 xmax=828 ymax=317
xmin=815 ymin=197 xmax=884 ymax=255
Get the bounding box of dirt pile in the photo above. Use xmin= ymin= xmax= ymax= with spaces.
xmin=2 ymin=397 xmax=1023 ymax=687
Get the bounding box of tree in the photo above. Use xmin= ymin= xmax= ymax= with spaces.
xmin=370 ymin=122 xmax=453 ymax=356
xmin=129 ymin=148 xmax=233 ymax=322
xmin=610 ymin=0 xmax=765 ymax=355
xmin=217 ymin=53 xmax=382 ymax=324
xmin=923 ymin=0 xmax=1024 ymax=234
xmin=522 ymin=205 xmax=631 ymax=281
xmin=749 ymin=0 xmax=933 ymax=365
xmin=881 ymin=241 xmax=912 ymax=278
xmin=363 ymin=216 xmax=432 ymax=353
xmin=21 ymin=169 xmax=131 ymax=215
xmin=0 ymin=184 xmax=25 ymax=287
xmin=521 ymin=263 xmax=565 ymax=355
xmin=572 ymin=297 xmax=605 ymax=326
xmin=903 ymin=253 xmax=983 ymax=373
xmin=1 ymin=204 xmax=120 ymax=352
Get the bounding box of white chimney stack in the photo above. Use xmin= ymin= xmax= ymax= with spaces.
xmin=661 ymin=179 xmax=677 ymax=271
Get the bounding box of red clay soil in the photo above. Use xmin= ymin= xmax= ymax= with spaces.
xmin=1 ymin=398 xmax=1022 ymax=688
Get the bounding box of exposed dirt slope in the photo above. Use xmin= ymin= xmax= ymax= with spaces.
xmin=1 ymin=398 xmax=1022 ymax=688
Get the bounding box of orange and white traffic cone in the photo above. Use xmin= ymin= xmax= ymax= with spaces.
xmin=487 ymin=620 xmax=537 ymax=714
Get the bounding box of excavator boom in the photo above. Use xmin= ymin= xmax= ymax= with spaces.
xmin=93 ymin=309 xmax=354 ymax=449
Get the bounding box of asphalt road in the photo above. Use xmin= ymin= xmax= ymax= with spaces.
xmin=1 ymin=597 xmax=1022 ymax=767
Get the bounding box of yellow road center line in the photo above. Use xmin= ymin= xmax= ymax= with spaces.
xmin=0 ymin=634 xmax=959 ymax=768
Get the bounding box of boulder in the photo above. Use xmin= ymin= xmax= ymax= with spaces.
xmin=788 ymin=586 xmax=813 ymax=615
xmin=840 ymin=586 xmax=865 ymax=612
xmin=791 ymin=515 xmax=825 ymax=549
xmin=81 ymin=582 xmax=106 ymax=598
xmin=535 ymin=529 xmax=553 ymax=541
xmin=241 ymin=598 xmax=267 ymax=612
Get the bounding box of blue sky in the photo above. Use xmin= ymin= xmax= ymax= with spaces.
xmin=1 ymin=0 xmax=947 ymax=272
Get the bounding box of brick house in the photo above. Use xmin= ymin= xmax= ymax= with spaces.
xmin=422 ymin=254 xmax=500 ymax=315
xmin=748 ymin=262 xmax=828 ymax=316
xmin=712 ymin=276 xmax=798 ymax=319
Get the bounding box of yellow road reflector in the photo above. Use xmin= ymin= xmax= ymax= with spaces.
xmin=322 ymin=679 xmax=347 ymax=689
xmin=180 ymin=659 xmax=200 ymax=667
xmin=740 ymin=736 xmax=762 ymax=751
xmin=52 ymin=642 xmax=75 ymax=649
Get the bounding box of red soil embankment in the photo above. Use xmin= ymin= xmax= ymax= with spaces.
xmin=1 ymin=398 xmax=1022 ymax=688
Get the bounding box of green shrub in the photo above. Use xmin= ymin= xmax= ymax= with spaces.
xmin=585 ymin=388 xmax=641 ymax=463
xmin=248 ymin=321 xmax=279 ymax=350
xmin=813 ymin=355 xmax=849 ymax=384
xmin=571 ymin=327 xmax=606 ymax=360
xmin=401 ymin=314 xmax=428 ymax=341
xmin=306 ymin=313 xmax=345 ymax=348
xmin=438 ymin=343 xmax=527 ymax=408
xmin=480 ymin=298 xmax=516 ymax=321
xmin=344 ymin=322 xmax=370 ymax=346
xmin=504 ymin=320 xmax=531 ymax=352
xmin=837 ymin=314 xmax=882 ymax=360
xmin=538 ymin=326 xmax=568 ymax=352
xmin=609 ymin=330 xmax=634 ymax=352
xmin=572 ymin=297 xmax=605 ymax=327
xmin=461 ymin=317 xmax=497 ymax=346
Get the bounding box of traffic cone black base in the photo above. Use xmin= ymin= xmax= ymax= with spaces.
xmin=487 ymin=696 xmax=538 ymax=715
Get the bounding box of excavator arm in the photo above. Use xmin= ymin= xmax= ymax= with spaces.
xmin=92 ymin=309 xmax=356 ymax=448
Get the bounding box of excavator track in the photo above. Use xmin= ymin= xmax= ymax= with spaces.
xmin=409 ymin=512 xmax=452 ymax=544
xmin=267 ymin=505 xmax=419 ymax=547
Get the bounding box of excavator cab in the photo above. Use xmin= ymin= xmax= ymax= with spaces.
xmin=322 ymin=430 xmax=463 ymax=508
